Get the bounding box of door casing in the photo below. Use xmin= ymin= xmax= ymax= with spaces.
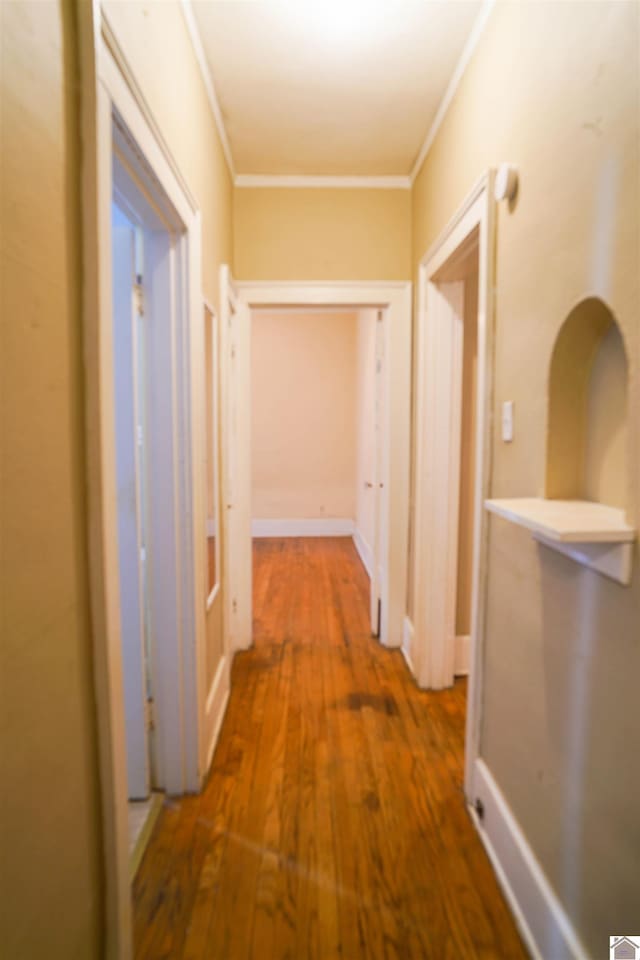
xmin=233 ymin=281 xmax=412 ymax=652
xmin=410 ymin=171 xmax=496 ymax=802
xmin=78 ymin=8 xmax=208 ymax=957
xmin=220 ymin=266 xmax=253 ymax=653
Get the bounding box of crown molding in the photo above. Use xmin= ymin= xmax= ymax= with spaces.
xmin=234 ymin=174 xmax=411 ymax=190
xmin=410 ymin=0 xmax=496 ymax=184
xmin=180 ymin=0 xmax=236 ymax=178
xmin=181 ymin=0 xmax=495 ymax=191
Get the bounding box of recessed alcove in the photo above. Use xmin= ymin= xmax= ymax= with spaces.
xmin=546 ymin=297 xmax=628 ymax=505
xmin=486 ymin=297 xmax=635 ymax=584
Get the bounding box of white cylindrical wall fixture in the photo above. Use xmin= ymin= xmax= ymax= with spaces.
xmin=494 ymin=163 xmax=519 ymax=202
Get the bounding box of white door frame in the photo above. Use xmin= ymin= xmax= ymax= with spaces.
xmin=411 ymin=172 xmax=496 ymax=799
xmin=220 ymin=266 xmax=253 ymax=652
xmin=370 ymin=309 xmax=387 ymax=636
xmin=78 ymin=6 xmax=206 ymax=957
xmin=235 ymin=281 xmax=412 ymax=650
xmin=201 ymin=298 xmax=231 ymax=776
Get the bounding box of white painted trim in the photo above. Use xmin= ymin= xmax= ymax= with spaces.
xmin=220 ymin=266 xmax=253 ymax=653
xmin=101 ymin=8 xmax=198 ymax=214
xmin=179 ymin=0 xmax=236 ymax=178
xmin=454 ymin=634 xmax=470 ymax=676
xmin=353 ymin=527 xmax=373 ymax=578
xmin=239 ymin=280 xmax=410 ymax=292
xmin=79 ymin=7 xmax=207 ymax=953
xmin=471 ymin=760 xmax=589 ymax=960
xmin=410 ymin=172 xmax=496 ymax=805
xmin=178 ymin=0 xmax=493 ymax=190
xmin=77 ymin=3 xmax=130 ymax=955
xmin=410 ymin=0 xmax=496 ymax=183
xmin=205 ymin=582 xmax=220 ymax=612
xmin=235 ymin=174 xmax=411 ymax=190
xmin=203 ymin=302 xmax=222 ymax=603
xmin=203 ymin=656 xmax=231 ymax=776
xmin=420 ymin=175 xmax=488 ymax=271
xmin=252 ymin=518 xmax=355 ymax=538
xmin=253 ymin=304 xmax=368 ymax=317
xmin=238 ymin=281 xmax=411 ymax=651
xmin=401 ymin=616 xmax=415 ymax=673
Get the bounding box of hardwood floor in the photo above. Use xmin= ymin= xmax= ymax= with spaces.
xmin=133 ymin=537 xmax=528 ymax=959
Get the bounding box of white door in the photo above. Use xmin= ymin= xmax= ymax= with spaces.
xmin=369 ymin=310 xmax=385 ymax=635
xmin=220 ymin=265 xmax=253 ymax=651
xmin=112 ymin=204 xmax=150 ymax=799
xmin=417 ymin=280 xmax=465 ymax=688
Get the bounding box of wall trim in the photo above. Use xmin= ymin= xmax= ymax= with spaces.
xmin=240 ymin=280 xmax=410 ymax=292
xmin=180 ymin=2 xmax=494 ymax=189
xmin=81 ymin=7 xmax=207 ymax=954
xmin=353 ymin=527 xmax=373 ymax=578
xmin=410 ymin=0 xmax=496 ymax=183
xmin=411 ymin=171 xmax=496 ymax=803
xmin=180 ymin=0 xmax=236 ymax=178
xmin=471 ymin=760 xmax=589 ymax=960
xmin=401 ymin=616 xmax=415 ymax=673
xmin=240 ymin=281 xmax=411 ymax=651
xmin=101 ymin=9 xmax=199 ymax=214
xmin=455 ymin=633 xmax=470 ymax=676
xmin=204 ymin=657 xmax=231 ymax=777
xmin=235 ymin=174 xmax=411 ymax=190
xmin=252 ymin=518 xmax=355 ymax=538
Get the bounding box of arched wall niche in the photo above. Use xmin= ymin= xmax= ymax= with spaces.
xmin=546 ymin=296 xmax=629 ymax=512
xmin=486 ymin=295 xmax=634 ymax=586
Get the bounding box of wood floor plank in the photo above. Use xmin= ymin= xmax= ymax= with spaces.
xmin=133 ymin=537 xmax=529 ymax=960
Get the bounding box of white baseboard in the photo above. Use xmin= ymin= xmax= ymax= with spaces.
xmin=401 ymin=615 xmax=415 ymax=675
xmin=203 ymin=656 xmax=231 ymax=781
xmin=352 ymin=527 xmax=373 ymax=578
xmin=471 ymin=759 xmax=588 ymax=960
xmin=251 ymin=518 xmax=355 ymax=538
xmin=454 ymin=633 xmax=470 ymax=675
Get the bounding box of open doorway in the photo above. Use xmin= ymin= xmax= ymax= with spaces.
xmin=436 ymin=233 xmax=480 ymax=678
xmin=111 ymin=129 xmax=191 ymax=872
xmin=82 ymin=27 xmax=209 ymax=954
xmin=220 ymin=278 xmax=411 ymax=655
xmin=93 ymin=100 xmax=205 ymax=933
xmin=249 ymin=306 xmax=388 ymax=638
xmin=409 ymin=173 xmax=495 ymax=802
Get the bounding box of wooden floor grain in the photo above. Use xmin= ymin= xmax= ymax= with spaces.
xmin=133 ymin=537 xmax=528 ymax=959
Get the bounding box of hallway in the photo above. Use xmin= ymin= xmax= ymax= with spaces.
xmin=133 ymin=538 xmax=527 ymax=959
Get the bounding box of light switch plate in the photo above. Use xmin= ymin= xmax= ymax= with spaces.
xmin=502 ymin=401 xmax=514 ymax=442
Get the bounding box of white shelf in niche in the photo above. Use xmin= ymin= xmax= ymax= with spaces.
xmin=485 ymin=498 xmax=636 ymax=585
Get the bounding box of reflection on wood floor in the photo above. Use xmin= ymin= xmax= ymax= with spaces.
xmin=133 ymin=537 xmax=527 ymax=959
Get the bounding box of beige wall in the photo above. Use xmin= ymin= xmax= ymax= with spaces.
xmin=103 ymin=0 xmax=234 ymax=687
xmin=1 ymin=2 xmax=236 ymax=954
xmin=234 ymin=187 xmax=411 ymax=281
xmin=251 ymin=311 xmax=358 ymax=520
xmin=411 ymin=2 xmax=639 ymax=954
xmin=1 ymin=2 xmax=103 ymax=956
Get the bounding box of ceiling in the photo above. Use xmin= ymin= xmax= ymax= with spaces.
xmin=189 ymin=1 xmax=483 ymax=179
